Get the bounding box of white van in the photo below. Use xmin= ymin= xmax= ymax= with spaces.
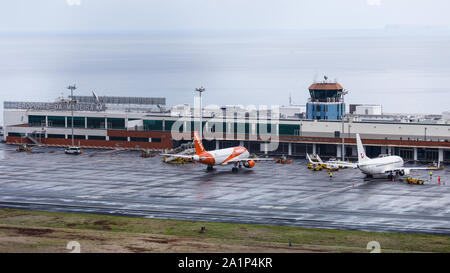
xmin=65 ymin=146 xmax=82 ymax=155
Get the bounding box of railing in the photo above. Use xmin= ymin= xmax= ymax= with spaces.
xmin=26 ymin=130 xmax=45 ymax=145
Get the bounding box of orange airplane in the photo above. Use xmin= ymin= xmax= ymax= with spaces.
xmin=162 ymin=131 xmax=272 ymax=172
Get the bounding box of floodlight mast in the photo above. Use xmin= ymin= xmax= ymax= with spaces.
xmin=338 ymin=89 xmax=349 ymax=161
xmin=67 ymin=84 xmax=77 ymax=147
xmin=195 ymin=86 xmax=205 ymax=139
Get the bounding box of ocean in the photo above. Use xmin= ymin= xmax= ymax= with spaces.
xmin=1 ymin=30 xmax=449 ymax=124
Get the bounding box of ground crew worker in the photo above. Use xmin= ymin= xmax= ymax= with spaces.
xmin=329 ymin=172 xmax=333 ymax=180
xmin=429 ymin=171 xmax=433 ymax=181
xmin=438 ymin=176 xmax=441 ymax=184
xmin=406 ymin=176 xmax=412 ymax=184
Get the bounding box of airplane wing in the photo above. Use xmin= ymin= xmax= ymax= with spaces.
xmin=316 ymin=154 xmax=324 ymax=164
xmin=306 ymin=154 xmax=322 ymax=165
xmin=160 ymin=153 xmax=193 ymax=159
xmin=323 ymin=159 xmax=357 ymax=168
xmin=330 ymin=162 xmax=358 ymax=168
xmin=383 ymin=166 xmax=434 ymax=174
xmin=220 ymin=157 xmax=273 ymax=165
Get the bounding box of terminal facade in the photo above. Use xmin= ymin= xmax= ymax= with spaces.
xmin=3 ymin=89 xmax=450 ymax=163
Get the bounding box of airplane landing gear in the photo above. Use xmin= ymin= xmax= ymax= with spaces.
xmin=387 ymin=172 xmax=397 ymax=181
xmin=206 ymin=165 xmax=214 ymax=171
xmin=232 ymin=162 xmax=239 ymax=173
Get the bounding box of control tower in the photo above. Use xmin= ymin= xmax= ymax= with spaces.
xmin=306 ymin=79 xmax=345 ymax=120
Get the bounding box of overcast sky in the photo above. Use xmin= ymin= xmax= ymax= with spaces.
xmin=1 ymin=0 xmax=449 ymax=124
xmin=1 ymin=0 xmax=450 ymax=32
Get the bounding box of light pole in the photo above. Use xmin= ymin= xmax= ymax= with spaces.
xmin=67 ymin=84 xmax=77 ymax=147
xmin=195 ymin=86 xmax=205 ymax=139
xmin=348 ymin=119 xmax=352 ymax=139
xmin=338 ymin=89 xmax=348 ymax=161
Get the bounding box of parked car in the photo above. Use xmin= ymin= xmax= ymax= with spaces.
xmin=65 ymin=146 xmax=82 ymax=155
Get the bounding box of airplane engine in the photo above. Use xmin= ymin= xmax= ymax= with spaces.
xmin=244 ymin=160 xmax=255 ymax=168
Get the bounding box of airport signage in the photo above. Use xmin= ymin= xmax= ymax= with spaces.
xmin=4 ymin=101 xmax=106 ymax=112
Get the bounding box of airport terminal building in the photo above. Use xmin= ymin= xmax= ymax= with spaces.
xmin=3 ymin=88 xmax=450 ymax=163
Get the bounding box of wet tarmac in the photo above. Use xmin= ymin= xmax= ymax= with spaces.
xmin=1 ymin=143 xmax=450 ymax=234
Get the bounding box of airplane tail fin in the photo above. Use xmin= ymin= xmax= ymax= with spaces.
xmin=306 ymin=153 xmax=313 ymax=163
xmin=356 ymin=133 xmax=370 ymax=163
xmin=193 ymin=131 xmax=206 ymax=155
xmin=316 ymin=154 xmax=324 ymax=164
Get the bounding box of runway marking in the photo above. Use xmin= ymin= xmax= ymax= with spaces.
xmin=0 ymin=200 xmax=294 ymax=221
xmin=76 ymin=195 xmax=103 ymax=199
xmin=298 ymin=182 xmax=367 ymax=202
xmin=94 ymin=159 xmax=122 ymax=162
xmin=258 ymin=205 xmax=286 ymax=210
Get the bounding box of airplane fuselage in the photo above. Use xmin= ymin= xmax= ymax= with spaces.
xmin=358 ymin=155 xmax=404 ymax=175
xmin=194 ymin=146 xmax=250 ymax=166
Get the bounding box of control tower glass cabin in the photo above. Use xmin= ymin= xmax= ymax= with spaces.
xmin=306 ymin=82 xmax=345 ymax=120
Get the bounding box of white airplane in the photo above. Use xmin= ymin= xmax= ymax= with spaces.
xmin=306 ymin=153 xmax=349 ymax=169
xmin=353 ymin=133 xmax=431 ymax=178
xmin=162 ymin=131 xmax=272 ymax=172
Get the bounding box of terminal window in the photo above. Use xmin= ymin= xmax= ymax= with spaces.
xmin=88 ymin=135 xmax=106 ymax=140
xmin=8 ymin=132 xmax=24 ymax=137
xmin=47 ymin=116 xmax=65 ymax=127
xmin=130 ymin=137 xmax=149 ymax=142
xmin=87 ymin=117 xmax=105 ymax=129
xmin=47 ymin=134 xmax=65 ymax=139
xmin=68 ymin=117 xmax=86 ymax=128
xmin=107 ymin=118 xmax=125 ymax=129
xmin=28 ymin=115 xmax=46 ymax=127
xmin=143 ymin=120 xmax=163 ymax=131
xmin=109 ymin=136 xmax=128 ymax=141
